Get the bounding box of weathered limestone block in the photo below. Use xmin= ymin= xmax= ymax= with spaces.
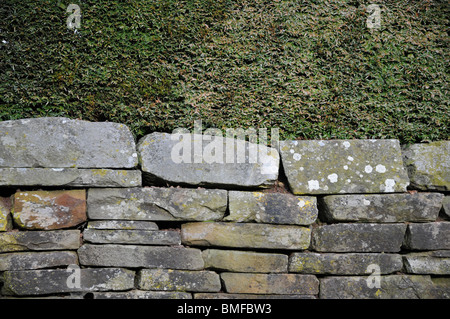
xmin=137 ymin=269 xmax=221 ymax=292
xmin=402 ymin=141 xmax=450 ymax=191
xmin=13 ymin=190 xmax=86 ymax=230
xmin=289 ymin=253 xmax=403 ymax=275
xmin=280 ymin=139 xmax=409 ymax=194
xmin=1 ymin=268 xmax=135 ymax=296
xmin=78 ymin=244 xmax=204 ymax=270
xmin=0 ymin=197 xmax=12 ymax=232
xmin=319 ymin=275 xmax=446 ymax=299
xmin=87 ymin=187 xmax=227 ymax=221
xmin=194 ymin=293 xmax=316 ymax=299
xmin=226 ymin=191 xmax=318 ymax=225
xmin=202 ymin=249 xmax=288 ymax=273
xmin=0 ymin=168 xmax=141 ymax=187
xmin=312 ymin=223 xmax=407 ymax=252
xmin=221 ymin=273 xmax=319 ymax=295
xmin=181 ymin=222 xmax=311 ymax=250
xmin=0 ymin=230 xmax=80 ymax=253
xmin=92 ymin=290 xmax=192 ymax=299
xmin=87 ymin=220 xmax=158 ymax=230
xmin=443 ymin=197 xmax=450 ymax=219
xmin=83 ymin=229 xmax=181 ymax=245
xmin=0 ymin=251 xmax=78 ymax=271
xmin=0 ymin=117 xmax=138 ymax=168
xmin=137 ymin=132 xmax=279 ymax=188
xmin=404 ymin=222 xmax=450 ymax=250
xmin=320 ymin=193 xmax=444 ymax=222
xmin=403 ymin=253 xmax=450 ymax=275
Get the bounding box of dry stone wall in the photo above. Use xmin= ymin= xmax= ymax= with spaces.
xmin=0 ymin=117 xmax=449 ymax=299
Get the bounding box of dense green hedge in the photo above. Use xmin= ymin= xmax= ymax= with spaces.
xmin=1 ymin=0 xmax=448 ymax=143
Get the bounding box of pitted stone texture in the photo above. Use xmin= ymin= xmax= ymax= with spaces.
xmin=226 ymin=191 xmax=318 ymax=225
xmin=78 ymin=244 xmax=204 ymax=270
xmin=0 ymin=230 xmax=80 ymax=253
xmin=0 ymin=197 xmax=12 ymax=232
xmin=13 ymin=190 xmax=86 ymax=230
xmin=442 ymin=197 xmax=450 ymax=219
xmin=93 ymin=290 xmax=192 ymax=299
xmin=181 ymin=222 xmax=311 ymax=250
xmin=1 ymin=268 xmax=135 ymax=296
xmin=312 ymin=223 xmax=407 ymax=252
xmin=404 ymin=222 xmax=450 ymax=250
xmin=321 ymin=193 xmax=444 ymax=222
xmin=402 ymin=141 xmax=450 ymax=191
xmin=0 ymin=251 xmax=78 ymax=271
xmin=221 ymin=273 xmax=319 ymax=295
xmin=137 ymin=132 xmax=279 ymax=188
xmin=280 ymin=139 xmax=409 ymax=194
xmin=83 ymin=229 xmax=181 ymax=245
xmin=87 ymin=220 xmax=158 ymax=230
xmin=289 ymin=253 xmax=403 ymax=275
xmin=0 ymin=168 xmax=141 ymax=187
xmin=0 ymin=117 xmax=138 ymax=168
xmin=320 ymin=275 xmax=448 ymax=299
xmin=87 ymin=187 xmax=227 ymax=221
xmin=403 ymin=253 xmax=450 ymax=275
xmin=202 ymin=249 xmax=288 ymax=273
xmin=137 ymin=269 xmax=221 ymax=292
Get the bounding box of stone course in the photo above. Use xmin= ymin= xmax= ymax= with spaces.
xmin=0 ymin=118 xmax=448 ymax=299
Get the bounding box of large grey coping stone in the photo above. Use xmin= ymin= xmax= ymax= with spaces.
xmin=137 ymin=132 xmax=279 ymax=188
xmin=279 ymin=139 xmax=410 ymax=194
xmin=0 ymin=117 xmax=138 ymax=168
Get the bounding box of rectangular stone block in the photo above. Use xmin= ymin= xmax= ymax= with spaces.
xmin=319 ymin=275 xmax=443 ymax=299
xmin=0 ymin=196 xmax=12 ymax=232
xmin=78 ymin=244 xmax=204 ymax=270
xmin=87 ymin=187 xmax=227 ymax=221
xmin=321 ymin=193 xmax=444 ymax=222
xmin=226 ymin=191 xmax=318 ymax=225
xmin=404 ymin=222 xmax=450 ymax=250
xmin=87 ymin=220 xmax=158 ymax=230
xmin=137 ymin=269 xmax=221 ymax=292
xmin=280 ymin=139 xmax=409 ymax=194
xmin=221 ymin=273 xmax=319 ymax=295
xmin=0 ymin=117 xmax=138 ymax=168
xmin=92 ymin=290 xmax=192 ymax=299
xmin=443 ymin=196 xmax=450 ymax=218
xmin=289 ymin=253 xmax=403 ymax=275
xmin=13 ymin=190 xmax=86 ymax=230
xmin=402 ymin=141 xmax=450 ymax=191
xmin=83 ymin=229 xmax=180 ymax=245
xmin=312 ymin=223 xmax=407 ymax=252
xmin=194 ymin=293 xmax=315 ymax=299
xmin=403 ymin=253 xmax=450 ymax=275
xmin=0 ymin=251 xmax=78 ymax=271
xmin=0 ymin=230 xmax=81 ymax=253
xmin=181 ymin=222 xmax=311 ymax=250
xmin=0 ymin=168 xmax=141 ymax=187
xmin=202 ymin=249 xmax=288 ymax=273
xmin=2 ymin=268 xmax=135 ymax=296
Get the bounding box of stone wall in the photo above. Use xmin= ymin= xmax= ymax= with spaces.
xmin=0 ymin=117 xmax=449 ymax=299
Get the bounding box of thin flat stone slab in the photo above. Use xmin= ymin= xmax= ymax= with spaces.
xmin=137 ymin=132 xmax=279 ymax=188
xmin=0 ymin=230 xmax=80 ymax=253
xmin=83 ymin=229 xmax=181 ymax=245
xmin=320 ymin=193 xmax=444 ymax=222
xmin=403 ymin=253 xmax=450 ymax=275
xmin=0 ymin=168 xmax=141 ymax=187
xmin=181 ymin=222 xmax=311 ymax=250
xmin=194 ymin=293 xmax=315 ymax=299
xmin=404 ymin=222 xmax=450 ymax=250
xmin=280 ymin=139 xmax=409 ymax=194
xmin=1 ymin=268 xmax=135 ymax=296
xmin=78 ymin=244 xmax=204 ymax=270
xmin=13 ymin=190 xmax=86 ymax=230
xmin=92 ymin=290 xmax=192 ymax=299
xmin=312 ymin=223 xmax=407 ymax=252
xmin=442 ymin=196 xmax=450 ymax=218
xmin=221 ymin=273 xmax=319 ymax=295
xmin=87 ymin=220 xmax=158 ymax=230
xmin=402 ymin=141 xmax=450 ymax=191
xmin=0 ymin=117 xmax=138 ymax=168
xmin=0 ymin=251 xmax=78 ymax=271
xmin=137 ymin=269 xmax=221 ymax=292
xmin=202 ymin=249 xmax=288 ymax=273
xmin=87 ymin=187 xmax=227 ymax=221
xmin=226 ymin=191 xmax=318 ymax=225
xmin=319 ymin=275 xmax=446 ymax=299
xmin=289 ymin=253 xmax=403 ymax=275
xmin=0 ymin=196 xmax=12 ymax=232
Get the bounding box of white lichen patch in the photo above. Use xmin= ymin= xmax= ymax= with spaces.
xmin=365 ymin=165 xmax=373 ymax=173
xmin=384 ymin=179 xmax=396 ymax=192
xmin=307 ymin=180 xmax=320 ymax=191
xmin=327 ymin=173 xmax=338 ymax=183
xmin=343 ymin=141 xmax=351 ymax=148
xmin=375 ymin=164 xmax=386 ymax=173
xmin=363 ymin=199 xmax=371 ymax=206
xmin=347 ymin=156 xmax=354 ymax=161
xmin=293 ymin=153 xmax=302 ymax=161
